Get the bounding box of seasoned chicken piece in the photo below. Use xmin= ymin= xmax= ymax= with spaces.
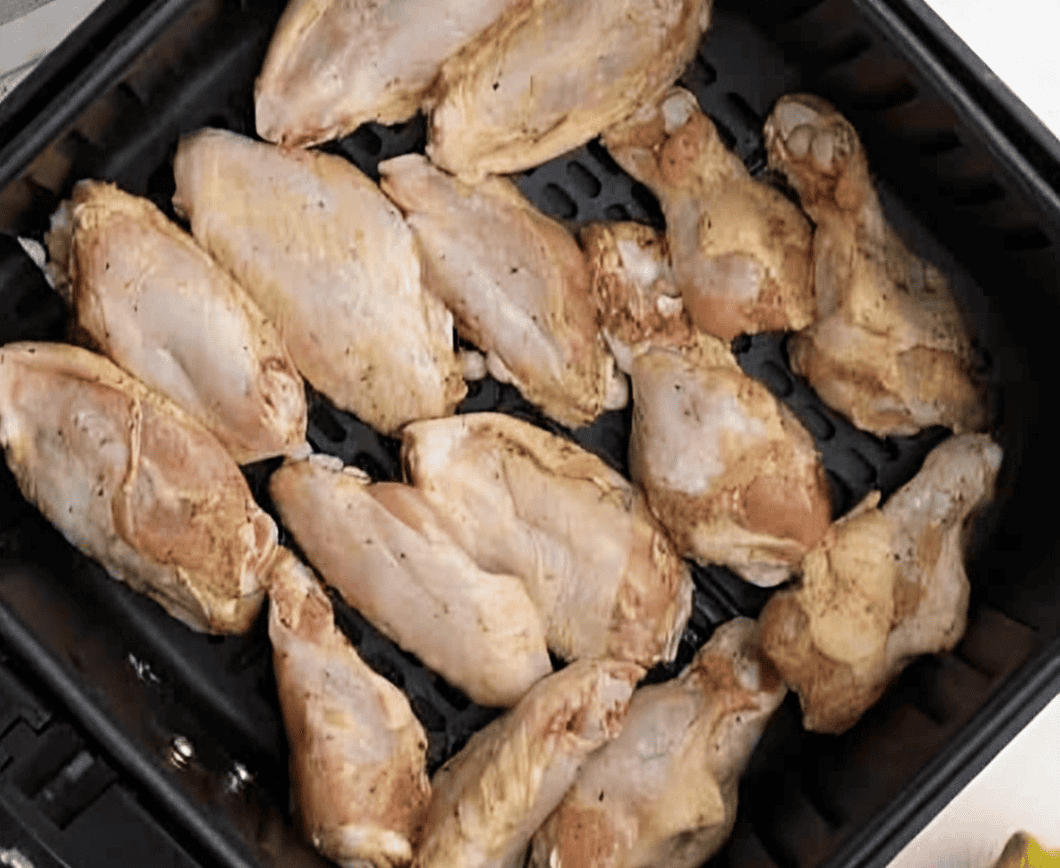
xmin=380 ymin=154 xmax=626 ymax=428
xmin=401 ymin=414 xmax=692 ymax=668
xmin=530 ymin=618 xmax=786 ymax=868
xmin=427 ymin=0 xmax=713 ymax=180
xmin=765 ymin=94 xmax=987 ymax=436
xmin=269 ymin=550 xmax=430 ymax=868
xmin=46 ymin=181 xmax=306 ymax=465
xmin=582 ymin=221 xmax=696 ymax=372
xmin=605 ymin=87 xmax=815 ymax=341
xmin=602 ymin=87 xmax=814 ymax=339
xmin=585 ymin=224 xmax=829 ymax=585
xmin=760 ymin=433 xmax=1003 ymax=733
xmin=992 ymin=833 xmax=1060 ymax=868
xmin=172 ymin=129 xmax=465 ymax=435
xmin=629 ymin=340 xmax=831 ymax=587
xmin=270 ymin=454 xmax=551 ymax=707
xmin=414 ymin=659 xmax=643 ymax=868
xmin=0 ymin=343 xmax=276 ymax=633
xmin=256 ymin=0 xmax=515 ymax=147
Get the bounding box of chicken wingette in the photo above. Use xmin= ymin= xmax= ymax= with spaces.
xmin=427 ymin=0 xmax=713 ymax=180
xmin=47 ymin=180 xmax=306 ymax=465
xmin=270 ymin=454 xmax=551 ymax=708
xmin=380 ymin=154 xmax=626 ymax=428
xmin=401 ymin=413 xmax=693 ymax=668
xmin=0 ymin=342 xmax=277 ymax=633
xmin=173 ymin=128 xmax=465 ymax=436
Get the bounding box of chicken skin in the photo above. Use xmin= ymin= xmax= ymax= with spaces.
xmin=414 ymin=659 xmax=643 ymax=868
xmin=255 ymin=0 xmax=516 ymax=148
xmin=530 ymin=618 xmax=786 ymax=868
xmin=604 ymin=87 xmax=815 ymax=341
xmin=427 ymin=0 xmax=713 ymax=180
xmin=760 ymin=433 xmax=1003 ymax=733
xmin=47 ymin=180 xmax=306 ymax=465
xmin=401 ymin=414 xmax=693 ymax=668
xmin=380 ymin=154 xmax=626 ymax=428
xmin=268 ymin=550 xmax=431 ymax=868
xmin=172 ymin=129 xmax=465 ymax=436
xmin=0 ymin=343 xmax=277 ymax=633
xmin=765 ymin=94 xmax=987 ymax=436
xmin=584 ymin=224 xmax=831 ymax=587
xmin=270 ymin=454 xmax=551 ymax=708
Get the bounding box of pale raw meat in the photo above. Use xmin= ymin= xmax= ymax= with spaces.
xmin=46 ymin=180 xmax=306 ymax=465
xmin=269 ymin=550 xmax=430 ymax=868
xmin=256 ymin=0 xmax=516 ymax=147
xmin=172 ymin=129 xmax=465 ymax=435
xmin=629 ymin=340 xmax=831 ymax=587
xmin=401 ymin=413 xmax=693 ymax=668
xmin=380 ymin=154 xmax=626 ymax=428
xmin=530 ymin=618 xmax=786 ymax=868
xmin=0 ymin=343 xmax=277 ymax=633
xmin=765 ymin=94 xmax=987 ymax=436
xmin=414 ymin=659 xmax=643 ymax=868
xmin=427 ymin=0 xmax=713 ymax=180
xmin=581 ymin=221 xmax=696 ymax=373
xmin=269 ymin=454 xmax=551 ymax=707
xmin=604 ymin=87 xmax=815 ymax=341
xmin=760 ymin=433 xmax=1003 ymax=733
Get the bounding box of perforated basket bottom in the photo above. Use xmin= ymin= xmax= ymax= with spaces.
xmin=0 ymin=4 xmax=1024 ymax=867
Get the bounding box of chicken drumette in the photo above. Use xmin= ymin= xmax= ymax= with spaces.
xmin=760 ymin=433 xmax=1002 ymax=733
xmin=765 ymin=94 xmax=987 ymax=436
xmin=604 ymin=87 xmax=815 ymax=341
xmin=530 ymin=618 xmax=786 ymax=868
xmin=584 ymin=223 xmax=832 ymax=587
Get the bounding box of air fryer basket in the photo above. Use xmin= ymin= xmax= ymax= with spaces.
xmin=1 ymin=1 xmax=1059 ymax=867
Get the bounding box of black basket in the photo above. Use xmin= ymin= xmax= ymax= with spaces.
xmin=1 ymin=1 xmax=1059 ymax=867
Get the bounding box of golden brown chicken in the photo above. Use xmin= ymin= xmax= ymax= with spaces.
xmin=604 ymin=87 xmax=815 ymax=341
xmin=256 ymin=0 xmax=516 ymax=147
xmin=270 ymin=454 xmax=551 ymax=708
xmin=401 ymin=413 xmax=693 ymax=668
xmin=584 ymin=223 xmax=831 ymax=587
xmin=269 ymin=550 xmax=431 ymax=868
xmin=427 ymin=0 xmax=713 ymax=180
xmin=0 ymin=342 xmax=277 ymax=633
xmin=414 ymin=659 xmax=643 ymax=868
xmin=529 ymin=618 xmax=786 ymax=868
xmin=379 ymin=153 xmax=626 ymax=428
xmin=760 ymin=433 xmax=1002 ymax=733
xmin=764 ymin=94 xmax=987 ymax=436
xmin=47 ymin=180 xmax=306 ymax=465
xmin=172 ymin=128 xmax=465 ymax=436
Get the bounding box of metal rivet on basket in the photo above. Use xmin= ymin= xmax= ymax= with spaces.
xmin=169 ymin=735 xmax=194 ymax=768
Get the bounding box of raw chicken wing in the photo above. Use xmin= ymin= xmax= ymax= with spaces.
xmin=401 ymin=413 xmax=693 ymax=668
xmin=173 ymin=129 xmax=465 ymax=435
xmin=0 ymin=343 xmax=276 ymax=633
xmin=414 ymin=659 xmax=643 ymax=868
xmin=47 ymin=180 xmax=306 ymax=465
xmin=270 ymin=454 xmax=551 ymax=707
xmin=269 ymin=550 xmax=430 ymax=867
xmin=760 ymin=433 xmax=1003 ymax=733
xmin=256 ymin=0 xmax=516 ymax=147
xmin=427 ymin=0 xmax=713 ymax=180
xmin=530 ymin=618 xmax=786 ymax=868
xmin=605 ymin=87 xmax=815 ymax=340
xmin=380 ymin=154 xmax=626 ymax=428
xmin=765 ymin=94 xmax=986 ymax=436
